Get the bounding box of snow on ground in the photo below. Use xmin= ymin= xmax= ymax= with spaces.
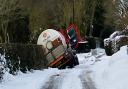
xmin=60 ymin=68 xmax=83 ymax=89
xmin=0 ymin=51 xmax=95 ymax=89
xmin=0 ymin=52 xmax=91 ymax=89
xmin=0 ymin=46 xmax=128 ymax=89
xmin=90 ymin=46 xmax=128 ymax=89
xmin=0 ymin=69 xmax=60 ymax=89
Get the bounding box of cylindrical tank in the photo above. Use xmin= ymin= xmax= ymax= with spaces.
xmin=37 ymin=29 xmax=67 ymax=54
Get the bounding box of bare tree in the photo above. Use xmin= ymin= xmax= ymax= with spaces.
xmin=116 ymin=0 xmax=128 ymax=29
xmin=104 ymin=0 xmax=128 ymax=30
xmin=0 ymin=0 xmax=20 ymax=43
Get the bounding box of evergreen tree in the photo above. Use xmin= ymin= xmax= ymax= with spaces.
xmin=92 ymin=0 xmax=105 ymax=37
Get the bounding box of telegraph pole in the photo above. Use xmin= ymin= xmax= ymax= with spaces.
xmin=89 ymin=1 xmax=96 ymax=37
xmin=73 ymin=0 xmax=75 ymax=23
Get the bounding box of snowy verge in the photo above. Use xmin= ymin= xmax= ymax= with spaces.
xmin=91 ymin=46 xmax=128 ymax=89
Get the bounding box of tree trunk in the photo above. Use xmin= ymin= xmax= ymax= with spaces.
xmin=89 ymin=1 xmax=96 ymax=36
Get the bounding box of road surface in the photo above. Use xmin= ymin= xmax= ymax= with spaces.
xmin=41 ymin=53 xmax=100 ymax=89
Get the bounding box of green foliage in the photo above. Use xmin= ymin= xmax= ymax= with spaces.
xmin=8 ymin=9 xmax=30 ymax=43
xmin=0 ymin=0 xmax=20 ymax=43
xmin=0 ymin=0 xmax=127 ymax=44
xmin=0 ymin=44 xmax=47 ymax=74
xmin=92 ymin=0 xmax=105 ymax=37
xmin=0 ymin=0 xmax=30 ymax=43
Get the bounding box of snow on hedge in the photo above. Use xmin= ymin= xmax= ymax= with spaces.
xmin=104 ymin=29 xmax=128 ymax=54
xmin=0 ymin=53 xmax=6 ymax=81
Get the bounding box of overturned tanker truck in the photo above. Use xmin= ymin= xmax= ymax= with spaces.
xmin=37 ymin=29 xmax=79 ymax=69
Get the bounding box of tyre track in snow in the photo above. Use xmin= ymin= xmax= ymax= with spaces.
xmin=41 ymin=68 xmax=83 ymax=89
xmin=60 ymin=68 xmax=83 ymax=89
xmin=41 ymin=66 xmax=97 ymax=89
xmin=41 ymin=74 xmax=63 ymax=89
xmin=79 ymin=72 xmax=90 ymax=89
xmin=41 ymin=69 xmax=70 ymax=89
xmin=41 ymin=52 xmax=101 ymax=89
xmin=79 ymin=70 xmax=96 ymax=89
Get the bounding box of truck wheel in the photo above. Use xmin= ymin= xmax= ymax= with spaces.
xmin=67 ymin=60 xmax=74 ymax=68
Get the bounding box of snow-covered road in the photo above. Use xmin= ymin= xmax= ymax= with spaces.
xmin=1 ymin=46 xmax=128 ymax=89
xmin=0 ymin=51 xmax=100 ymax=89
xmin=1 ymin=47 xmax=106 ymax=89
xmin=41 ymin=65 xmax=95 ymax=89
xmin=40 ymin=51 xmax=103 ymax=89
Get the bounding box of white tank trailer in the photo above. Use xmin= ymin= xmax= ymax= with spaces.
xmin=37 ymin=29 xmax=79 ymax=68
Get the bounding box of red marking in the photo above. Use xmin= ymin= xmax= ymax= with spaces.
xmin=48 ymin=54 xmax=64 ymax=67
xmin=43 ymin=33 xmax=47 ymax=38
